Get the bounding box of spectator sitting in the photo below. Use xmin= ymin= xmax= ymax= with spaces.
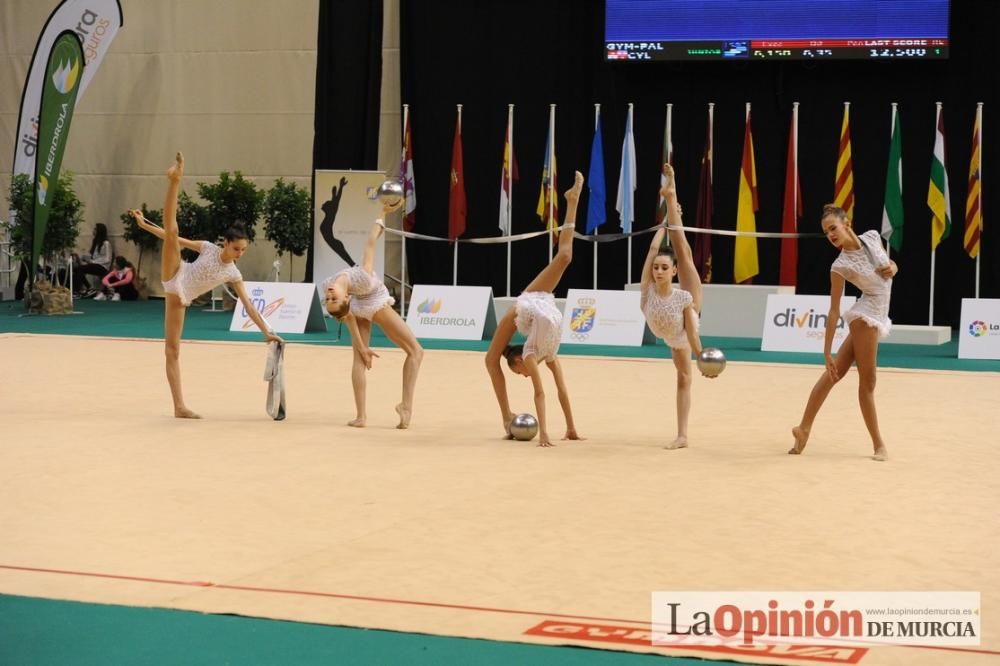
xmin=95 ymin=256 xmax=138 ymax=301
xmin=72 ymin=223 xmax=113 ymax=296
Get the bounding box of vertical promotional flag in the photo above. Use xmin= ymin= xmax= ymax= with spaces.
xmin=448 ymin=106 xmax=466 ymax=241
xmin=694 ymin=103 xmax=714 ymax=282
xmin=833 ymin=102 xmax=855 ymax=219
xmin=31 ymin=31 xmax=85 ymax=274
xmin=615 ymin=104 xmax=637 ymax=233
xmin=734 ymin=103 xmax=759 ymax=284
xmin=13 ymin=0 xmax=124 ymax=180
xmin=656 ymin=104 xmax=674 ymax=226
xmin=586 ymin=106 xmax=606 ymax=234
xmin=400 ymin=107 xmax=417 ymax=231
xmin=780 ymin=103 xmax=802 ymax=287
xmin=536 ymin=105 xmax=559 ymax=237
xmin=964 ymin=103 xmax=983 ymax=260
xmin=498 ymin=105 xmax=518 ymax=235
xmin=881 ymin=103 xmax=904 ymax=252
xmin=928 ymin=103 xmax=952 ymax=251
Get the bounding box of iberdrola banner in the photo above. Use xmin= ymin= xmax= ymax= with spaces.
xmin=12 ymin=0 xmax=123 ymax=179
xmin=31 ymin=30 xmax=84 ymax=271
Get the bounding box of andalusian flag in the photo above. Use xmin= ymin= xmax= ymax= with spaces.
xmin=833 ymin=102 xmax=855 ymax=219
xmin=928 ymin=103 xmax=952 ymax=251
xmin=881 ymin=103 xmax=904 ymax=252
xmin=734 ymin=104 xmax=759 ymax=284
xmin=964 ymin=104 xmax=983 ymax=258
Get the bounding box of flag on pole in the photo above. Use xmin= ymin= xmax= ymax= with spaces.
xmin=734 ymin=105 xmax=759 ymax=284
xmin=694 ymin=105 xmax=714 ymax=282
xmin=656 ymin=105 xmax=674 ymax=226
xmin=616 ymin=106 xmax=637 ymax=233
xmin=586 ymin=111 xmax=606 ymax=234
xmin=536 ymin=113 xmax=558 ymax=236
xmin=498 ymin=111 xmax=519 ymax=235
xmin=881 ymin=104 xmax=904 ymax=252
xmin=928 ymin=104 xmax=952 ymax=251
xmin=780 ymin=104 xmax=802 ymax=287
xmin=448 ymin=110 xmax=466 ymax=241
xmin=400 ymin=112 xmax=417 ymax=231
xmin=964 ymin=105 xmax=983 ymax=258
xmin=833 ymin=103 xmax=855 ymax=219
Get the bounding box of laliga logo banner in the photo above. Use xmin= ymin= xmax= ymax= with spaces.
xmin=30 ymin=30 xmax=85 ymax=274
xmin=406 ymin=285 xmax=497 ymax=340
xmin=958 ymin=298 xmax=1000 ymax=360
xmin=229 ymin=282 xmax=328 ymax=334
xmin=14 ymin=0 xmax=124 ymax=179
xmin=560 ymin=289 xmax=649 ymax=346
xmin=761 ymin=294 xmax=857 ymax=353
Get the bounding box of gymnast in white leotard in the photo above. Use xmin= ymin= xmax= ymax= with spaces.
xmin=638 ymin=164 xmax=709 ymax=451
xmin=129 ymin=152 xmax=282 ymax=419
xmin=485 ymin=171 xmax=585 ymax=448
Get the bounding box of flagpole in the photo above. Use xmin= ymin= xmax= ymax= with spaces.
xmin=453 ymin=106 xmax=462 ymax=280
xmin=593 ymin=103 xmax=600 ymax=289
xmin=886 ymin=102 xmax=897 ymax=261
xmin=548 ymin=103 xmax=556 ymax=258
xmin=975 ymin=102 xmax=983 ymax=299
xmin=401 ymin=103 xmax=409 ymax=318
xmin=664 ymin=103 xmax=673 ymax=247
xmin=627 ymin=102 xmax=634 ymax=285
xmin=930 ymin=101 xmax=942 ymax=325
xmin=507 ymin=104 xmax=514 ymax=297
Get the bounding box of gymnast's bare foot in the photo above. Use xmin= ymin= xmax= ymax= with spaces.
xmin=347 ymin=417 xmax=366 ymax=428
xmin=174 ymin=406 xmax=201 ymax=419
xmin=167 ymin=152 xmax=184 ymax=182
xmin=788 ymin=426 xmax=809 ymax=454
xmin=395 ymin=403 xmax=411 ymax=429
xmin=872 ymin=446 xmax=888 ymax=462
xmin=665 ymin=436 xmax=688 ymax=450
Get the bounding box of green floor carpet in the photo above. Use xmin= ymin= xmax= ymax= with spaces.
xmin=3 ymin=297 xmax=997 ymax=373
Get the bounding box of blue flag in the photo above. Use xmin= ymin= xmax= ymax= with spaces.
xmin=586 ymin=115 xmax=606 ymax=234
xmin=616 ymin=109 xmax=637 ymax=233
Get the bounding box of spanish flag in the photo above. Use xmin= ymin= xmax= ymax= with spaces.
xmin=734 ymin=104 xmax=759 ymax=284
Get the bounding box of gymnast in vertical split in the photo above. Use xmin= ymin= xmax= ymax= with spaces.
xmin=485 ymin=171 xmax=584 ymax=448
xmin=639 ymin=163 xmax=708 ymax=450
xmin=130 ymin=152 xmax=283 ymax=419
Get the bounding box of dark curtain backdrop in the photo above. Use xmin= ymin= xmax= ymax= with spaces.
xmin=319 ymin=0 xmax=999 ymax=327
xmin=307 ymin=0 xmax=383 ymax=281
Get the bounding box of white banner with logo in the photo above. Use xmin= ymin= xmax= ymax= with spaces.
xmin=14 ymin=0 xmax=123 ymax=178
xmin=405 ymin=285 xmax=497 ymax=340
xmin=313 ymin=170 xmax=387 ymax=295
xmin=229 ymin=282 xmax=328 ymax=334
xmin=560 ymin=289 xmax=649 ymax=347
xmin=958 ymin=298 xmax=1000 ymax=360
xmin=761 ymin=294 xmax=857 ymax=353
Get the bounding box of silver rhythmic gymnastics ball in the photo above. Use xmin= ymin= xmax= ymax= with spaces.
xmin=697 ymin=347 xmax=727 ymax=378
xmin=376 ymin=179 xmax=404 ymax=206
xmin=510 ymin=413 xmax=539 ymax=441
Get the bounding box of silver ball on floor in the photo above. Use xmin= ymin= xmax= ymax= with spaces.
xmin=697 ymin=347 xmax=727 ymax=378
xmin=510 ymin=413 xmax=539 ymax=441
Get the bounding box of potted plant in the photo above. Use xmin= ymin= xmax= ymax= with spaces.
xmin=263 ymin=178 xmax=311 ymax=280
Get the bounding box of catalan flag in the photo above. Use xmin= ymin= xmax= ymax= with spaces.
xmin=964 ymin=104 xmax=982 ymax=258
xmin=833 ymin=102 xmax=855 ymax=219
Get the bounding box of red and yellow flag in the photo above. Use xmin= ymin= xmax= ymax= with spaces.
xmin=734 ymin=105 xmax=759 ymax=284
xmin=833 ymin=102 xmax=855 ymax=219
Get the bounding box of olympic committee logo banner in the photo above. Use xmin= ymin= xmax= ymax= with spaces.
xmin=313 ymin=170 xmax=387 ymax=297
xmin=761 ymin=294 xmax=857 ymax=353
xmin=405 ymin=285 xmax=497 ymax=340
xmin=958 ymin=298 xmax=1000 ymax=360
xmin=229 ymin=282 xmax=328 ymax=334
xmin=560 ymin=289 xmax=648 ymax=346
